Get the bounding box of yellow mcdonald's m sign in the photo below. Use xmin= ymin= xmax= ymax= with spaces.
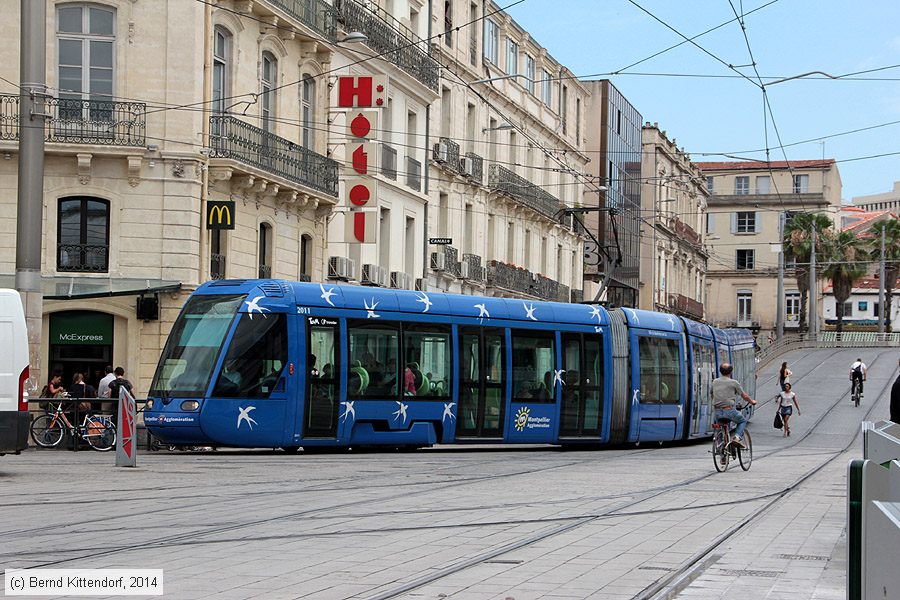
xmin=207 ymin=200 xmax=235 ymax=230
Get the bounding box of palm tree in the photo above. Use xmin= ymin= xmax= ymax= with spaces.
xmin=822 ymin=230 xmax=868 ymax=334
xmin=869 ymin=219 xmax=900 ymax=332
xmin=783 ymin=212 xmax=833 ymax=332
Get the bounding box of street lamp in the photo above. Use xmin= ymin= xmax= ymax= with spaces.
xmin=482 ymin=122 xmax=515 ymax=132
xmin=471 ymin=73 xmax=535 ymax=85
xmin=337 ymin=31 xmax=368 ymax=44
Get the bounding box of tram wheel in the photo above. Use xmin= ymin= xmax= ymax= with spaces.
xmin=281 ymin=446 xmax=300 ymax=454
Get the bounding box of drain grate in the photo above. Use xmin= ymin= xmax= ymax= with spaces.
xmin=774 ymin=554 xmax=830 ymax=561
xmin=716 ymin=569 xmax=781 ymax=578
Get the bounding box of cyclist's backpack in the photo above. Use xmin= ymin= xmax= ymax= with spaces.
xmin=854 ymin=364 xmax=863 ymax=376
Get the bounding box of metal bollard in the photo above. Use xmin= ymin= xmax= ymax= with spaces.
xmin=115 ymin=387 xmax=137 ymax=467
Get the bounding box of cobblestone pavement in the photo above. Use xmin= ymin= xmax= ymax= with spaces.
xmin=0 ymin=347 xmax=891 ymax=600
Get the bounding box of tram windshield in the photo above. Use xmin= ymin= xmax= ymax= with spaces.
xmin=150 ymin=294 xmax=244 ymax=398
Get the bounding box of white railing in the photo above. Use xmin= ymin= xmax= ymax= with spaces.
xmin=756 ymin=332 xmax=900 ymax=369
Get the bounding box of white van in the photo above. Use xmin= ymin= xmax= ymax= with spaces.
xmin=0 ymin=289 xmax=30 ymax=454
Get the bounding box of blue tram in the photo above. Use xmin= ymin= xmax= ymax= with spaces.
xmin=144 ymin=280 xmax=756 ymax=450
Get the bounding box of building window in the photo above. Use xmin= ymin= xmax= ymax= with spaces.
xmin=706 ymin=176 xmax=714 ymax=193
xmin=542 ymin=69 xmax=552 ymax=106
xmin=525 ymin=55 xmax=535 ymax=94
xmin=793 ymin=174 xmax=809 ymax=194
xmin=301 ymin=75 xmax=315 ymax=148
xmin=260 ymin=52 xmax=277 ymax=133
xmin=57 ymin=197 xmax=110 ymax=272
xmin=737 ymin=291 xmax=753 ymax=323
xmin=506 ymin=39 xmax=518 ymax=76
xmin=484 ymin=18 xmax=498 ymax=63
xmin=561 ymin=85 xmax=568 ymax=134
xmin=858 ymin=301 xmax=868 ymax=312
xmin=212 ymin=27 xmax=230 ymax=115
xmin=734 ymin=176 xmax=749 ymax=195
xmin=786 ymin=293 xmax=800 ymax=323
xmin=755 ymin=175 xmax=770 ymax=194
xmin=735 ymin=211 xmax=757 ymax=234
xmin=837 ymin=301 xmax=853 ymax=318
xmin=736 ymin=249 xmax=755 ymax=270
xmin=706 ymin=213 xmax=715 ymax=234
xmin=469 ymin=2 xmax=478 ymax=65
xmin=443 ymin=0 xmax=452 ymax=47
xmin=57 ymin=4 xmax=115 ymax=121
xmin=259 ymin=223 xmax=272 ymax=278
xmin=300 ymin=234 xmax=312 ymax=279
xmin=210 ymin=229 xmax=226 ymax=280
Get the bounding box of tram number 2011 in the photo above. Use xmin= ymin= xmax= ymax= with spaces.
xmin=296 ymin=307 xmax=311 ymax=315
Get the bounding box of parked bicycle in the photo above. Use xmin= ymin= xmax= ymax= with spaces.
xmin=711 ymin=403 xmax=753 ymax=472
xmin=30 ymin=401 xmax=117 ymax=451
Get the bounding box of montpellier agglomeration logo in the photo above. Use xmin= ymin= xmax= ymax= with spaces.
xmin=514 ymin=406 xmax=530 ymax=432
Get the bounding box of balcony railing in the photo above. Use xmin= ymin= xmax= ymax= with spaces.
xmin=210 ymin=253 xmax=226 ymax=280
xmin=298 ymin=273 xmax=312 ymax=282
xmin=488 ymin=164 xmax=561 ymax=221
xmin=334 ymin=0 xmax=439 ymax=91
xmin=434 ymin=137 xmax=461 ymax=172
xmin=258 ymin=264 xmax=272 ymax=279
xmin=668 ymin=293 xmax=703 ymax=320
xmin=264 ymin=0 xmax=337 ymax=42
xmin=57 ymin=243 xmax=109 ymax=273
xmin=0 ymin=95 xmax=146 ymax=146
xmin=465 ymin=152 xmax=484 ymax=184
xmin=406 ymin=156 xmax=421 ymax=191
xmin=210 ymin=115 xmax=339 ymax=197
xmin=671 ymin=216 xmax=701 ymax=246
xmin=733 ymin=314 xmax=761 ymax=328
xmin=381 ymin=143 xmax=397 ymax=180
xmin=486 ymin=260 xmax=563 ymax=302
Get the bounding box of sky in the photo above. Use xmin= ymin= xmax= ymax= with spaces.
xmin=507 ymin=0 xmax=900 ymax=201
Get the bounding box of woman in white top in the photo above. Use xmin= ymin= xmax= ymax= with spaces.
xmin=779 ymin=362 xmax=792 ymax=392
xmin=778 ymin=382 xmax=801 ymax=437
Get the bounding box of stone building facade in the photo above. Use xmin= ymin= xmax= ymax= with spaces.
xmin=638 ymin=124 xmax=708 ymax=320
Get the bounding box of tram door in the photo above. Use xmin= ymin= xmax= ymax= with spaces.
xmin=303 ymin=318 xmax=340 ymax=438
xmin=457 ymin=327 xmax=505 ymax=438
xmin=559 ymin=333 xmax=603 ymax=438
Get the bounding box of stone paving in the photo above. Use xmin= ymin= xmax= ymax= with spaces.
xmin=0 ymin=347 xmax=892 ymax=600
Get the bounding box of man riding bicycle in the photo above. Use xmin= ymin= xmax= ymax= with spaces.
xmin=711 ymin=362 xmax=757 ymax=448
xmin=850 ymin=358 xmax=867 ymax=398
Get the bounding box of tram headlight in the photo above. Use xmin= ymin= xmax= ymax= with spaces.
xmin=146 ymin=399 xmax=154 ymax=410
xmin=181 ymin=400 xmax=200 ymax=411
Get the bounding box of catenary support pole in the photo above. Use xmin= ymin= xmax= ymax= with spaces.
xmin=809 ymin=227 xmax=817 ymax=337
xmin=879 ymin=225 xmax=886 ymax=333
xmin=776 ymin=211 xmax=784 ymax=340
xmin=16 ymin=0 xmax=47 ymax=391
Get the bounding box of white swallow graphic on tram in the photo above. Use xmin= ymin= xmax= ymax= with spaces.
xmin=474 ymin=303 xmax=490 ymax=322
xmin=666 ymin=315 xmax=677 ymax=330
xmin=523 ymin=302 xmax=538 ymax=321
xmin=415 ymin=291 xmax=433 ymax=313
xmin=595 ymin=326 xmax=603 ymax=333
xmin=392 ymin=401 xmax=409 ymax=424
xmin=365 ymin=298 xmax=381 ymax=319
xmin=442 ymin=402 xmax=456 ymax=423
xmin=340 ymin=401 xmax=356 ymax=422
xmin=320 ymin=284 xmax=336 ymax=307
xmin=626 ymin=308 xmax=640 ymax=325
xmin=589 ymin=305 xmax=603 ymax=324
xmin=553 ymin=369 xmax=566 ymax=388
xmin=244 ymin=296 xmax=270 ymax=320
xmin=237 ymin=406 xmax=258 ymax=430
xmin=632 ymin=389 xmax=640 ymax=404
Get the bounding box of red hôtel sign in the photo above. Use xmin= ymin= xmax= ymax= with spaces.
xmin=337 ymin=75 xmax=388 ymax=244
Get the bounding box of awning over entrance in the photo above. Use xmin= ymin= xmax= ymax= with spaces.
xmin=0 ymin=276 xmax=181 ymax=300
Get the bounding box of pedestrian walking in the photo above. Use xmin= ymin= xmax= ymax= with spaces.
xmin=107 ymin=367 xmax=134 ymax=423
xmin=890 ymin=358 xmax=900 ymax=424
xmin=778 ymin=382 xmax=801 ymax=437
xmin=779 ymin=362 xmax=792 ymax=392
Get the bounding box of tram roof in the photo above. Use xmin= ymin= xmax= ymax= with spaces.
xmin=619 ymin=308 xmax=684 ymax=333
xmin=682 ymin=318 xmax=714 ymax=341
xmin=198 ymin=279 xmax=612 ymax=327
xmin=725 ymin=328 xmax=755 ymax=348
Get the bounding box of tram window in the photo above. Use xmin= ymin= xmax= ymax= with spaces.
xmin=638 ymin=336 xmax=681 ymax=405
xmin=150 ymin=294 xmax=243 ymax=398
xmin=307 ymin=324 xmax=339 ymax=435
xmin=404 ymin=325 xmax=451 ymax=398
xmin=348 ymin=321 xmax=400 ymax=398
xmin=512 ymin=331 xmax=555 ymax=403
xmin=212 ymin=313 xmax=288 ymax=398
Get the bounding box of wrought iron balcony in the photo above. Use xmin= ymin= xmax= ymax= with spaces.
xmin=0 ymin=94 xmax=146 ymax=146
xmin=670 ymin=216 xmax=701 ymax=246
xmin=381 ymin=143 xmax=397 ymax=180
xmin=210 ymin=253 xmax=226 ymax=280
xmin=486 ymin=260 xmax=562 ymax=302
xmin=57 ymin=243 xmax=109 ymax=273
xmin=488 ymin=164 xmax=561 ymax=221
xmin=433 ymin=137 xmax=461 ymax=172
xmin=209 ymin=115 xmax=339 ymax=197
xmin=258 ymin=264 xmax=272 ymax=279
xmin=298 ymin=273 xmax=312 ymax=282
xmin=334 ymin=0 xmax=439 ymax=91
xmin=465 ymin=152 xmax=484 ymax=184
xmin=264 ymin=0 xmax=337 ymax=42
xmin=668 ymin=293 xmax=704 ymax=320
xmin=406 ymin=156 xmax=421 ymax=191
